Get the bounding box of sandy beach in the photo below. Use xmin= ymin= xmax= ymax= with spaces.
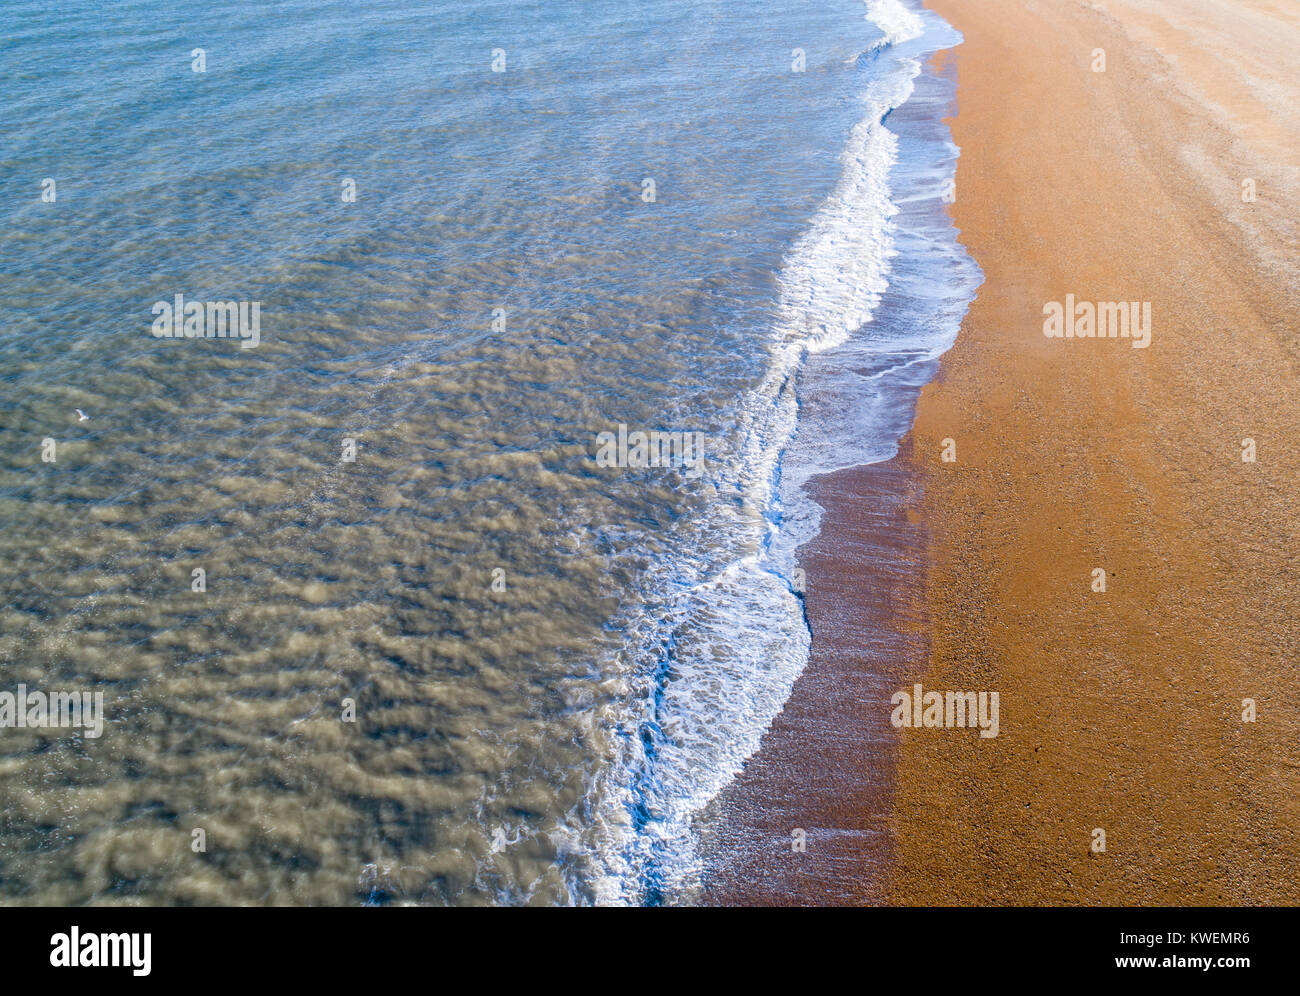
xmin=5 ymin=0 xmax=1294 ymax=915
xmin=705 ymin=0 xmax=1300 ymax=905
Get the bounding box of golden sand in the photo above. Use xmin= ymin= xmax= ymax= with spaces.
xmin=888 ymin=0 xmax=1300 ymax=904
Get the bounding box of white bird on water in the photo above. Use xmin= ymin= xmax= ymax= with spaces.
xmin=74 ymin=409 xmax=89 ymax=422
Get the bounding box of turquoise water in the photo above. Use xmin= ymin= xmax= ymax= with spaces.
xmin=0 ymin=0 xmax=975 ymax=904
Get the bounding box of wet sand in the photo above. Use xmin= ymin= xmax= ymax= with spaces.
xmin=704 ymin=0 xmax=1300 ymax=905
xmin=695 ymin=445 xmax=927 ymax=904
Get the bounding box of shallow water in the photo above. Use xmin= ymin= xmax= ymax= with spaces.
xmin=0 ymin=0 xmax=974 ymax=904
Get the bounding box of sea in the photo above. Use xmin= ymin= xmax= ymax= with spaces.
xmin=0 ymin=0 xmax=979 ymax=904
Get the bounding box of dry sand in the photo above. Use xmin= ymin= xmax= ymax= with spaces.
xmin=894 ymin=0 xmax=1300 ymax=905
xmin=703 ymin=0 xmax=1300 ymax=905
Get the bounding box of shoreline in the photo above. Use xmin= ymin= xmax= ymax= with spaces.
xmin=702 ymin=0 xmax=1300 ymax=905
xmin=696 ymin=435 xmax=928 ymax=905
xmin=696 ymin=18 xmax=966 ymax=903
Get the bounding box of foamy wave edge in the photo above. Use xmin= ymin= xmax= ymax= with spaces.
xmin=574 ymin=0 xmax=966 ymax=906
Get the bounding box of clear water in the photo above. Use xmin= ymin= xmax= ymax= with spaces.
xmin=0 ymin=0 xmax=976 ymax=904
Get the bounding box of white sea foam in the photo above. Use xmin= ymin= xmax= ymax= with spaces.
xmin=866 ymin=0 xmax=926 ymax=46
xmin=580 ymin=0 xmax=975 ymax=906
